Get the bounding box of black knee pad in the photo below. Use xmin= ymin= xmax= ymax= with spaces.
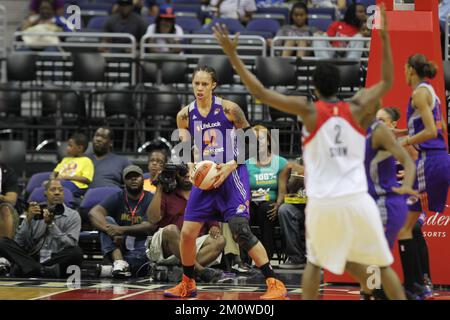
xmin=228 ymin=216 xmax=258 ymax=251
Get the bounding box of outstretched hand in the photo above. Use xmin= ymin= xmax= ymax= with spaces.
xmin=212 ymin=24 xmax=239 ymax=56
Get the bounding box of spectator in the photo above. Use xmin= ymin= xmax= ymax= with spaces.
xmin=50 ymin=133 xmax=94 ymax=198
xmin=209 ymin=0 xmax=257 ymax=25
xmin=245 ymin=125 xmax=289 ymax=260
xmin=146 ymin=164 xmax=226 ymax=283
xmin=87 ymin=127 xmax=132 ymax=189
xmin=22 ymin=0 xmax=75 ymax=32
xmin=0 ymin=164 xmax=19 ymax=240
xmin=28 ymin=0 xmax=65 ymax=17
xmin=141 ymin=0 xmax=160 ymax=16
xmin=0 ymin=179 xmax=82 ymax=278
xmin=89 ymin=165 xmax=156 ymax=278
xmin=144 ymin=5 xmax=185 ymax=54
xmin=308 ymin=0 xmax=346 ymax=10
xmin=275 ymin=2 xmax=318 ymax=57
xmin=144 ymin=149 xmax=169 ymax=193
xmin=313 ymin=3 xmax=366 ymax=60
xmin=103 ymin=0 xmax=149 ymax=44
xmin=439 ymin=0 xmax=450 ymax=22
xmin=278 ymin=160 xmax=307 ymax=269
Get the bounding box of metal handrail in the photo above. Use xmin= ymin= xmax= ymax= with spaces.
xmin=271 ymin=35 xmax=371 ymax=62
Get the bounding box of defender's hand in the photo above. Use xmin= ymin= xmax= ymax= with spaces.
xmin=212 ymin=24 xmax=239 ymax=56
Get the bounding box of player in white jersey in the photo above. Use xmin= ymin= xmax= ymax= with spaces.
xmin=214 ymin=5 xmax=408 ymax=299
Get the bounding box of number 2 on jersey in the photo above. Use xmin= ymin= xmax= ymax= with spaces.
xmin=334 ymin=124 xmax=342 ymax=144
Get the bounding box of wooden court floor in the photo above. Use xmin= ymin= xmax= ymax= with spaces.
xmin=0 ymin=278 xmax=449 ymax=300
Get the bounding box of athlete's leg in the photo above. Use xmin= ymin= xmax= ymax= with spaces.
xmin=380 ymin=266 xmax=407 ymax=300
xmin=301 ymin=262 xmax=322 ymax=300
xmin=179 ymin=221 xmax=204 ymax=277
xmin=398 ymin=211 xmax=423 ymax=291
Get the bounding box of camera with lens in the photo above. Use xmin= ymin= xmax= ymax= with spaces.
xmin=30 ymin=203 xmax=65 ymax=220
xmin=154 ymin=163 xmax=188 ymax=193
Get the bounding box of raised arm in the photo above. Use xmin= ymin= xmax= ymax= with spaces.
xmin=355 ymin=4 xmax=393 ymax=111
xmin=213 ymin=25 xmax=313 ymax=120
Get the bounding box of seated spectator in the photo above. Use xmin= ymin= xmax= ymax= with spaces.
xmin=209 ymin=0 xmax=257 ymax=25
xmin=245 ymin=125 xmax=289 ymax=260
xmin=278 ymin=160 xmax=307 ymax=269
xmin=28 ymin=0 xmax=65 ymax=17
xmin=0 ymin=179 xmax=82 ymax=278
xmin=0 ymin=164 xmax=19 ymax=240
xmin=313 ymin=3 xmax=366 ymax=60
xmin=87 ymin=127 xmax=132 ymax=189
xmin=144 ymin=5 xmax=185 ymax=54
xmin=144 ymin=149 xmax=169 ymax=193
xmin=308 ymin=0 xmax=346 ymax=10
xmin=89 ymin=165 xmax=155 ymax=278
xmin=103 ymin=0 xmax=149 ymax=47
xmin=275 ymin=2 xmax=319 ymax=57
xmin=51 ymin=133 xmax=94 ymax=198
xmin=22 ymin=0 xmax=75 ymax=32
xmin=146 ymin=164 xmax=225 ymax=283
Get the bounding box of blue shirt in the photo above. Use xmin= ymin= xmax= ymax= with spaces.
xmin=87 ymin=153 xmax=132 ymax=188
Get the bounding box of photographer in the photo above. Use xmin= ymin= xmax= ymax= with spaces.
xmin=0 ymin=179 xmax=82 ymax=278
xmin=146 ymin=163 xmax=226 ymax=283
xmin=89 ymin=165 xmax=157 ymax=278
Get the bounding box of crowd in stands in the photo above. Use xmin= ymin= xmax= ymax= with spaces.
xmin=15 ymin=0 xmax=376 ymax=58
xmin=0 ymin=124 xmax=308 ymax=280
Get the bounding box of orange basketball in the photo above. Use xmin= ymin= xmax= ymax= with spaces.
xmin=193 ymin=160 xmax=218 ymax=190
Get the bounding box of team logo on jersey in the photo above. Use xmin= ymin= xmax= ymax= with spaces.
xmin=192 ymin=115 xmax=197 ymax=120
xmin=214 ymin=108 xmax=220 ymax=115
xmin=236 ymin=204 xmax=247 ymax=214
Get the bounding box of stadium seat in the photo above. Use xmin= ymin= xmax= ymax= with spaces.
xmin=197 ymin=55 xmax=235 ymax=85
xmin=85 ymin=16 xmax=107 ymax=32
xmin=309 ymin=18 xmax=333 ymax=32
xmin=172 ymin=0 xmax=202 ymax=4
xmin=144 ymin=16 xmax=155 ymax=27
xmin=207 ymin=18 xmax=245 ymax=34
xmin=25 ymin=171 xmax=51 ymax=195
xmin=221 ymin=94 xmax=249 ymax=120
xmin=6 ymin=53 xmax=37 ymax=82
xmin=0 ymin=140 xmax=26 ymax=178
xmin=173 ymin=3 xmax=202 ymax=18
xmin=245 ymin=18 xmax=281 ymax=38
xmin=28 ymin=186 xmax=75 ymax=207
xmin=72 ymin=52 xmax=106 ymax=83
xmin=175 ymin=16 xmax=202 ymax=34
xmin=104 ymin=86 xmax=138 ymax=152
xmin=0 ymin=89 xmax=22 ymax=118
xmin=309 ymin=8 xmax=336 ymax=20
xmin=256 ymin=7 xmax=289 ymax=25
xmin=78 ymin=1 xmax=113 ymax=13
xmin=78 ymin=186 xmax=122 ymax=226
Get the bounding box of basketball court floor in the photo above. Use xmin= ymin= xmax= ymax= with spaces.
xmin=1 ymin=270 xmax=449 ymax=300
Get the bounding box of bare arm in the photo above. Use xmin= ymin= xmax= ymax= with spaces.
xmin=405 ymin=88 xmax=438 ymax=146
xmin=276 ymin=165 xmax=290 ymax=205
xmin=354 ymin=4 xmax=393 ymax=113
xmin=147 ymin=185 xmax=163 ymax=224
xmin=121 ymin=222 xmax=155 ymax=237
xmin=372 ymin=124 xmax=416 ymax=194
xmin=222 ymin=99 xmax=250 ymax=129
xmin=88 ymin=205 xmax=109 ymax=233
xmin=213 ymin=25 xmax=314 ymax=120
xmin=0 ymin=192 xmax=18 ymax=206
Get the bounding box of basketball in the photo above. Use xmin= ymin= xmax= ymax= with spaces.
xmin=192 ymin=160 xmax=219 ymax=190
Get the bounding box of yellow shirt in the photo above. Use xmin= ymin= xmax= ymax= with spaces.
xmin=54 ymin=156 xmax=94 ymax=189
xmin=143 ymin=178 xmax=156 ymax=193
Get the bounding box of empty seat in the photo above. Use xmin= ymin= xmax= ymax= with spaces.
xmin=309 ymin=18 xmax=334 ymax=32
xmin=245 ymin=18 xmax=281 ymax=38
xmin=175 ymin=16 xmax=202 ymax=33
xmin=197 ymin=55 xmax=235 ymax=85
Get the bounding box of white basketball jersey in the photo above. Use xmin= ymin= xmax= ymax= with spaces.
xmin=302 ymin=100 xmax=367 ymax=199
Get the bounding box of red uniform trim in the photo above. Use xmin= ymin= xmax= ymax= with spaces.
xmin=303 ymin=100 xmax=365 ymax=147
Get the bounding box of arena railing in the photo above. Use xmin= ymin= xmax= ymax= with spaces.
xmin=0 ymin=5 xmax=6 ymax=83
xmin=140 ymin=33 xmax=267 ymax=60
xmin=12 ymin=31 xmax=137 ymax=86
xmin=270 ymin=35 xmax=371 ymax=62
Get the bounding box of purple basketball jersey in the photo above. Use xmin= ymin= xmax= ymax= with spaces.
xmin=188 ymin=96 xmax=237 ymax=164
xmin=407 ymin=82 xmax=446 ymax=151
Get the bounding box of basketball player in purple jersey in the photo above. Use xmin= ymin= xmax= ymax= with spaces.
xmin=163 ymin=66 xmax=287 ymax=299
xmin=365 ymin=108 xmax=417 ymax=250
xmin=214 ymin=5 xmax=406 ymax=300
xmin=397 ymin=54 xmax=450 ymax=298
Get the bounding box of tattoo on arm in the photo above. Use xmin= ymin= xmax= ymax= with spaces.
xmin=181 ymin=110 xmax=189 ymax=122
xmin=231 ymin=106 xmax=247 ymax=128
